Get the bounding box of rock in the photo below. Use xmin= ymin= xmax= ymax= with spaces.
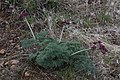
xmin=24 ymin=71 xmax=31 ymax=77
xmin=0 ymin=49 xmax=5 ymax=55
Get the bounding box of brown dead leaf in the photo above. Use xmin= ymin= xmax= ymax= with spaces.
xmin=10 ymin=60 xmax=19 ymax=65
xmin=0 ymin=49 xmax=5 ymax=55
xmin=10 ymin=65 xmax=16 ymax=70
xmin=15 ymin=45 xmax=21 ymax=49
xmin=11 ymin=43 xmax=15 ymax=46
xmin=4 ymin=61 xmax=10 ymax=66
xmin=4 ymin=60 xmax=19 ymax=66
xmin=0 ymin=61 xmax=4 ymax=67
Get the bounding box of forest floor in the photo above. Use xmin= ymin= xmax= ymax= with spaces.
xmin=0 ymin=11 xmax=62 ymax=80
xmin=0 ymin=0 xmax=120 ymax=80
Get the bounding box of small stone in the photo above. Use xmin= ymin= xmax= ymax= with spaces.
xmin=0 ymin=49 xmax=5 ymax=55
xmin=24 ymin=71 xmax=31 ymax=77
xmin=116 ymin=10 xmax=120 ymax=15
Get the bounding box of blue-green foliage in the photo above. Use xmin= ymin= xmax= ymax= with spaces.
xmin=21 ymin=31 xmax=96 ymax=74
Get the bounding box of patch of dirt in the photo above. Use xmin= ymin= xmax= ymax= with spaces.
xmin=0 ymin=12 xmax=61 ymax=80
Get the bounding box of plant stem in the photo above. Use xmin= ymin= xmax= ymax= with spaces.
xmin=25 ymin=17 xmax=36 ymax=40
xmin=59 ymin=25 xmax=66 ymax=43
xmin=71 ymin=48 xmax=91 ymax=56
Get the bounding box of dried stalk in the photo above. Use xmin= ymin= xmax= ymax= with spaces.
xmin=71 ymin=48 xmax=91 ymax=56
xmin=25 ymin=17 xmax=36 ymax=40
xmin=59 ymin=25 xmax=66 ymax=42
